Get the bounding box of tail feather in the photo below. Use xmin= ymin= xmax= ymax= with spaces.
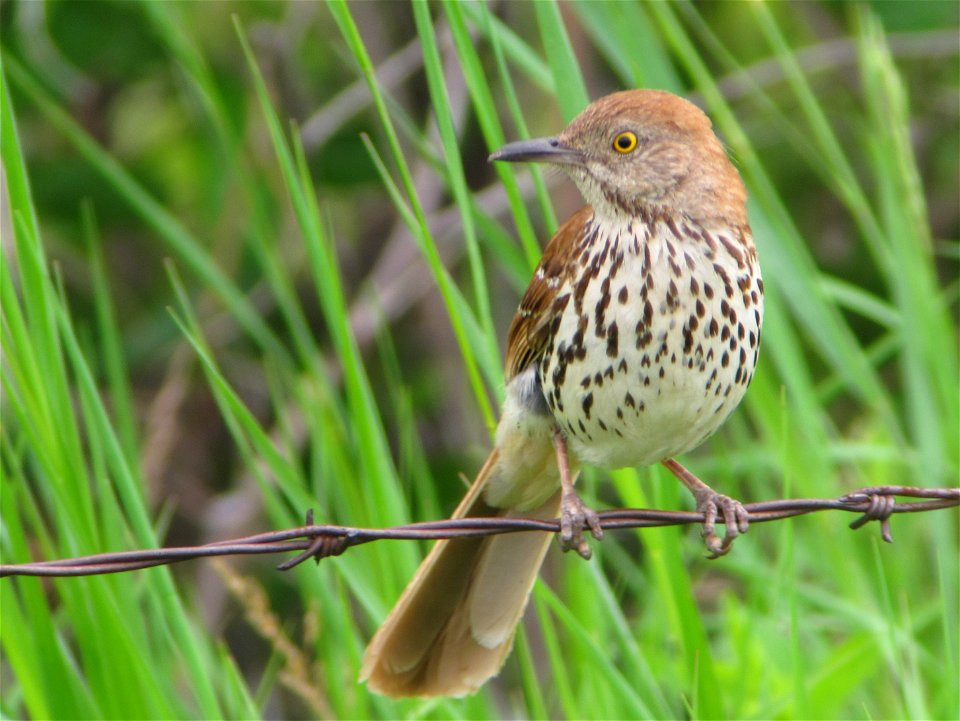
xmin=359 ymin=450 xmax=562 ymax=697
xmin=467 ymin=504 xmax=561 ymax=648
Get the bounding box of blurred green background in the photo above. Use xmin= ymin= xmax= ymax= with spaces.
xmin=2 ymin=1 xmax=957 ymax=719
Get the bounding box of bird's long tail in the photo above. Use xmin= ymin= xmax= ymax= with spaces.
xmin=359 ymin=449 xmax=561 ymax=697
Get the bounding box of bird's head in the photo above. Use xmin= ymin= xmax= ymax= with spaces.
xmin=490 ymin=89 xmax=746 ymax=226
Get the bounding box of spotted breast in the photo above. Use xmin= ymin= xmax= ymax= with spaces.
xmin=536 ymin=206 xmax=762 ymax=470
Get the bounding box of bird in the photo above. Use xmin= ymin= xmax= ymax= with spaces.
xmin=360 ymin=88 xmax=763 ymax=698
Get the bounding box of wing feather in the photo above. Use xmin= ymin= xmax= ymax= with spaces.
xmin=504 ymin=206 xmax=593 ymax=380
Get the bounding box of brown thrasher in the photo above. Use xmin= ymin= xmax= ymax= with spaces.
xmin=361 ymin=89 xmax=762 ymax=697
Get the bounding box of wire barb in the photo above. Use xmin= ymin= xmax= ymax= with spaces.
xmin=2 ymin=485 xmax=957 ymax=578
xmin=841 ymin=488 xmax=911 ymax=543
xmin=276 ymin=511 xmax=355 ymax=571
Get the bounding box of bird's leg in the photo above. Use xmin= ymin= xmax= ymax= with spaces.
xmin=662 ymin=458 xmax=749 ymax=558
xmin=553 ymin=431 xmax=603 ymax=559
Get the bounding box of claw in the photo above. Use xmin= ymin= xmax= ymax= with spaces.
xmin=695 ymin=489 xmax=749 ymax=558
xmin=661 ymin=458 xmax=749 ymax=558
xmin=559 ymin=490 xmax=603 ymax=559
xmin=552 ymin=431 xmax=602 ymax=559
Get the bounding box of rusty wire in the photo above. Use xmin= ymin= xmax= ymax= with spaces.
xmin=2 ymin=485 xmax=957 ymax=578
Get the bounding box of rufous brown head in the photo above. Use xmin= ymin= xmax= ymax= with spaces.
xmin=490 ymin=89 xmax=746 ymax=226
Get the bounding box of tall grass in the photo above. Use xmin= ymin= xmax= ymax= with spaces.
xmin=2 ymin=2 xmax=956 ymax=719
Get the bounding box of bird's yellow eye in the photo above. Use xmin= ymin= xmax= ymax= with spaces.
xmin=613 ymin=131 xmax=638 ymax=154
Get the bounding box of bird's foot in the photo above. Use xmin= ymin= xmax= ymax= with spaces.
xmin=559 ymin=489 xmax=603 ymax=560
xmin=661 ymin=458 xmax=749 ymax=558
xmin=692 ymin=487 xmax=749 ymax=559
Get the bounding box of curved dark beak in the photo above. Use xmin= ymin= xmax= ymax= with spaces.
xmin=489 ymin=137 xmax=584 ymax=166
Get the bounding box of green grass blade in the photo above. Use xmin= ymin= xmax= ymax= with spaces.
xmin=4 ymin=55 xmax=287 ymax=363
xmin=534 ymin=1 xmax=589 ymax=121
xmin=326 ymin=0 xmax=497 ymax=431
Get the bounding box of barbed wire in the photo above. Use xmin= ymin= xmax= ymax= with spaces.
xmin=2 ymin=485 xmax=957 ymax=578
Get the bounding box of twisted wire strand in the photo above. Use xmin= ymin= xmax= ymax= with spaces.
xmin=2 ymin=485 xmax=956 ymax=578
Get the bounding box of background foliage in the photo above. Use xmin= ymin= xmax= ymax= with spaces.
xmin=2 ymin=1 xmax=958 ymax=719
